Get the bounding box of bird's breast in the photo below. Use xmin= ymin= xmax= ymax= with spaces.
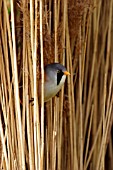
xmin=44 ymin=75 xmax=66 ymax=102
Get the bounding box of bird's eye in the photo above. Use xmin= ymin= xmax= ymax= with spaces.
xmin=57 ymin=70 xmax=60 ymax=73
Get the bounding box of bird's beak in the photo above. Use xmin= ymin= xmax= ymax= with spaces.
xmin=63 ymin=71 xmax=70 ymax=75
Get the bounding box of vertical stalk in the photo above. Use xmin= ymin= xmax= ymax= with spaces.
xmin=40 ymin=0 xmax=44 ymax=169
xmin=10 ymin=0 xmax=25 ymax=169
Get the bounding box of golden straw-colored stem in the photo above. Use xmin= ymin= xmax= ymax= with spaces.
xmin=40 ymin=0 xmax=44 ymax=170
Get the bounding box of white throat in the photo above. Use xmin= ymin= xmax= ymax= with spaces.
xmin=44 ymin=74 xmax=66 ymax=102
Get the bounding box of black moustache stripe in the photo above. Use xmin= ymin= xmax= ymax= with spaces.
xmin=57 ymin=71 xmax=64 ymax=85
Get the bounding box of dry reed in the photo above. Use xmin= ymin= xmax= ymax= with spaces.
xmin=0 ymin=0 xmax=113 ymax=170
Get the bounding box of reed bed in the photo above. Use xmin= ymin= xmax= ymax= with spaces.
xmin=0 ymin=0 xmax=113 ymax=170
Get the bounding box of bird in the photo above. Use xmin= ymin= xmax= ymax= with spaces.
xmin=38 ymin=63 xmax=70 ymax=102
